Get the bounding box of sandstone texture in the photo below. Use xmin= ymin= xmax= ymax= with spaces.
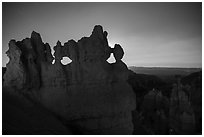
xmin=3 ymin=25 xmax=136 ymax=134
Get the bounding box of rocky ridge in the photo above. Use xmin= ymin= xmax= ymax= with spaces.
xmin=3 ymin=25 xmax=136 ymax=134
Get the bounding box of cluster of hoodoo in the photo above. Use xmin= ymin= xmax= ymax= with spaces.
xmin=3 ymin=25 xmax=136 ymax=134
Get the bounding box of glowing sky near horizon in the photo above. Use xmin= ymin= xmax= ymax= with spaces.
xmin=2 ymin=2 xmax=202 ymax=68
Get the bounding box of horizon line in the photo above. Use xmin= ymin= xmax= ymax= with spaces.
xmin=128 ymin=66 xmax=202 ymax=69
xmin=2 ymin=65 xmax=202 ymax=69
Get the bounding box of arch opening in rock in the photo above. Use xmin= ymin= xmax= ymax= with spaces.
xmin=61 ymin=57 xmax=72 ymax=65
xmin=107 ymin=53 xmax=116 ymax=63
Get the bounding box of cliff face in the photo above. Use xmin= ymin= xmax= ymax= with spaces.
xmin=3 ymin=25 xmax=136 ymax=134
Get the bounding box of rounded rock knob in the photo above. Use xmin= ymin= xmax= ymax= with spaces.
xmin=113 ymin=44 xmax=124 ymax=61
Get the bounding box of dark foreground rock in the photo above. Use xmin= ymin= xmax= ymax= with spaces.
xmin=2 ymin=88 xmax=72 ymax=135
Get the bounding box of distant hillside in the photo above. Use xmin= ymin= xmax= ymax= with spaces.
xmin=129 ymin=66 xmax=201 ymax=83
xmin=128 ymin=70 xmax=165 ymax=91
xmin=181 ymin=71 xmax=202 ymax=86
xmin=129 ymin=66 xmax=201 ymax=75
xmin=127 ymin=70 xmax=167 ymax=110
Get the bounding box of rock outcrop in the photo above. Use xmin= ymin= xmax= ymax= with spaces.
xmin=169 ymin=77 xmax=195 ymax=134
xmin=3 ymin=40 xmax=26 ymax=90
xmin=3 ymin=25 xmax=136 ymax=134
xmin=141 ymin=89 xmax=169 ymax=134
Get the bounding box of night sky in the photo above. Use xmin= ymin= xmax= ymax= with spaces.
xmin=2 ymin=2 xmax=202 ymax=68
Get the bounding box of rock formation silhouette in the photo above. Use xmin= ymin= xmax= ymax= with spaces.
xmin=169 ymin=77 xmax=195 ymax=134
xmin=141 ymin=89 xmax=169 ymax=134
xmin=3 ymin=25 xmax=136 ymax=135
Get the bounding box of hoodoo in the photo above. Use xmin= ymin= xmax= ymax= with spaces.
xmin=3 ymin=25 xmax=136 ymax=134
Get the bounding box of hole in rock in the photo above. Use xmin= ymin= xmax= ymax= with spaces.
xmin=107 ymin=53 xmax=116 ymax=63
xmin=52 ymin=59 xmax=55 ymax=64
xmin=61 ymin=57 xmax=72 ymax=65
